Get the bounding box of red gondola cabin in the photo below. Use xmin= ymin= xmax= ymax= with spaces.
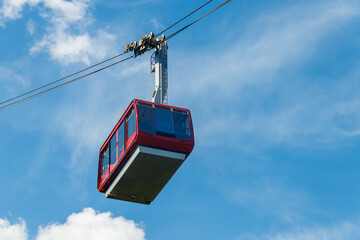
xmin=97 ymin=99 xmax=194 ymax=204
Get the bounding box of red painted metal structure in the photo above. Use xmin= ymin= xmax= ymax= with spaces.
xmin=97 ymin=99 xmax=194 ymax=204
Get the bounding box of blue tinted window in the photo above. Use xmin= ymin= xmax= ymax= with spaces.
xmin=127 ymin=110 xmax=136 ymax=138
xmin=118 ymin=123 xmax=124 ymax=159
xmin=138 ymin=104 xmax=155 ymax=134
xmin=101 ymin=146 xmax=109 ymax=178
xmin=155 ymin=108 xmax=175 ymax=136
xmin=110 ymin=132 xmax=117 ymax=165
xmin=173 ymin=111 xmax=192 ymax=139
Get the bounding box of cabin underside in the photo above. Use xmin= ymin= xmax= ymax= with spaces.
xmin=105 ymin=146 xmax=186 ymax=204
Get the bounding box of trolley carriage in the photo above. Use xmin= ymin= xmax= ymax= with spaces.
xmin=97 ymin=99 xmax=194 ymax=204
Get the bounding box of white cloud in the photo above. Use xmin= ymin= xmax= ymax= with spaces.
xmin=31 ymin=30 xmax=116 ymax=65
xmin=0 ymin=218 xmax=27 ymax=240
xmin=30 ymin=0 xmax=117 ymax=65
xmin=38 ymin=0 xmax=90 ymax=23
xmin=221 ymin=176 xmax=311 ymax=224
xmin=0 ymin=66 xmax=30 ymax=98
xmin=118 ymin=0 xmax=159 ymax=7
xmin=0 ymin=0 xmax=28 ymax=26
xmin=36 ymin=208 xmax=146 ymax=240
xmin=1 ymin=0 xmax=117 ymax=64
xmin=0 ymin=209 xmax=145 ymax=240
xmin=150 ymin=19 xmax=163 ymax=30
xmin=120 ymin=59 xmax=148 ymax=77
xmin=237 ymin=221 xmax=360 ymax=240
xmin=27 ymin=19 xmax=35 ymax=35
xmin=176 ymin=1 xmax=360 ymax=96
xmin=0 ymin=66 xmax=29 ymax=87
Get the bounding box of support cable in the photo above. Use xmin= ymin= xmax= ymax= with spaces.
xmin=166 ymin=0 xmax=231 ymax=41
xmin=0 ymin=0 xmax=214 ymax=108
xmin=0 ymin=55 xmax=134 ymax=112
xmin=0 ymin=0 xmax=232 ymax=112
xmin=126 ymin=0 xmax=232 ymax=57
xmin=154 ymin=0 xmax=214 ymax=37
xmin=0 ymin=51 xmax=128 ymax=106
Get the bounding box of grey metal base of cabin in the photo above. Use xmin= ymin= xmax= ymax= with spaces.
xmin=105 ymin=146 xmax=186 ymax=205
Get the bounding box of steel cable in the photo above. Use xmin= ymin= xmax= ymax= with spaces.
xmin=0 ymin=0 xmax=231 ymax=112
xmin=0 ymin=55 xmax=134 ymax=112
xmin=166 ymin=0 xmax=231 ymax=41
xmin=0 ymin=52 xmax=129 ymax=107
xmin=154 ymin=0 xmax=214 ymax=37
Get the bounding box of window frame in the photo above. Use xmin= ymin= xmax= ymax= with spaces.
xmin=101 ymin=145 xmax=110 ymax=180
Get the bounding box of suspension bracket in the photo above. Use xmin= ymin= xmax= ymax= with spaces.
xmin=125 ymin=32 xmax=166 ymax=57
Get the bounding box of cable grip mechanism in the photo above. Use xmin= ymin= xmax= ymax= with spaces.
xmin=125 ymin=32 xmax=166 ymax=57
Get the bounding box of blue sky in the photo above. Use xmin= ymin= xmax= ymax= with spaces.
xmin=1 ymin=0 xmax=360 ymax=239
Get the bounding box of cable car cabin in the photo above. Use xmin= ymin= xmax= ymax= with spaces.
xmin=97 ymin=99 xmax=194 ymax=205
